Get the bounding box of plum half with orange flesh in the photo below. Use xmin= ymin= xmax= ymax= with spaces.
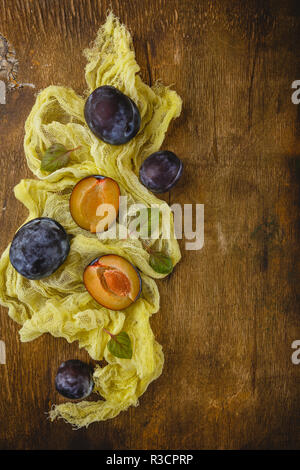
xmin=83 ymin=254 xmax=142 ymax=310
xmin=69 ymin=176 xmax=120 ymax=233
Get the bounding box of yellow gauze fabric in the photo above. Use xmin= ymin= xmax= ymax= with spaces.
xmin=0 ymin=13 xmax=182 ymax=427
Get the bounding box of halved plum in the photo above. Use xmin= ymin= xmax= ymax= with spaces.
xmin=83 ymin=254 xmax=142 ymax=310
xmin=69 ymin=175 xmax=120 ymax=233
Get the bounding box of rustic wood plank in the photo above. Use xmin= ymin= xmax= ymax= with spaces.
xmin=0 ymin=0 xmax=299 ymax=449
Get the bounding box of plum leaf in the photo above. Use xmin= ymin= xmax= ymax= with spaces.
xmin=41 ymin=144 xmax=80 ymax=172
xmin=104 ymin=329 xmax=133 ymax=359
xmin=149 ymin=252 xmax=173 ymax=274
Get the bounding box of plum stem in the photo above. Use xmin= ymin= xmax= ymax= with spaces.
xmin=66 ymin=145 xmax=81 ymax=154
xmin=103 ymin=327 xmax=115 ymax=339
xmin=141 ymin=240 xmax=153 ymax=253
xmin=103 ymin=328 xmax=124 ymax=348
xmin=126 ymin=228 xmax=154 ymax=253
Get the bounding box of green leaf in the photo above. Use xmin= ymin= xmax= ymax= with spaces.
xmin=149 ymin=252 xmax=173 ymax=274
xmin=106 ymin=331 xmax=133 ymax=359
xmin=41 ymin=143 xmax=79 ymax=172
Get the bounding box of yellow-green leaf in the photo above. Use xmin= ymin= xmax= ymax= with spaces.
xmin=105 ymin=330 xmax=133 ymax=359
xmin=41 ymin=144 xmax=79 ymax=172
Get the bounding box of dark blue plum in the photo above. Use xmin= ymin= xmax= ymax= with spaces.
xmin=139 ymin=151 xmax=183 ymax=193
xmin=55 ymin=359 xmax=94 ymax=400
xmin=84 ymin=86 xmax=141 ymax=145
xmin=9 ymin=217 xmax=70 ymax=280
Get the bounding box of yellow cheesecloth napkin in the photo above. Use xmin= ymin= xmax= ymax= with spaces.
xmin=0 ymin=13 xmax=182 ymax=427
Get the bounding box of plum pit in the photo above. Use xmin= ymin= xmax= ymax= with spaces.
xmin=103 ymin=269 xmax=131 ymax=297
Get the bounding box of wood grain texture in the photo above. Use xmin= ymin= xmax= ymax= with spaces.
xmin=0 ymin=0 xmax=299 ymax=450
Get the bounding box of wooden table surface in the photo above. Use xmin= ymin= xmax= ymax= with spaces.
xmin=0 ymin=0 xmax=299 ymax=450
